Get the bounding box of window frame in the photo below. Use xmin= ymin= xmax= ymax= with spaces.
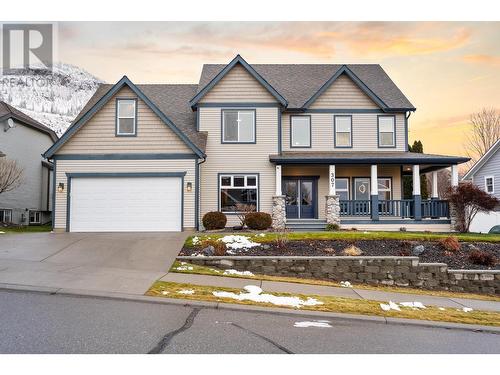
xmin=485 ymin=175 xmax=495 ymax=194
xmin=377 ymin=177 xmax=392 ymax=200
xmin=290 ymin=115 xmax=312 ymax=148
xmin=29 ymin=210 xmax=41 ymax=224
xmin=221 ymin=109 xmax=256 ymax=144
xmin=334 ymin=115 xmax=353 ymax=148
xmin=336 ymin=177 xmax=350 ymax=200
xmin=377 ymin=115 xmax=396 ymax=148
xmin=0 ymin=209 xmax=12 ymax=223
xmin=218 ymin=173 xmax=259 ymax=213
xmin=115 ymin=98 xmax=138 ymax=137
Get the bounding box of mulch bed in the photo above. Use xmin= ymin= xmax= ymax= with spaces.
xmin=180 ymin=239 xmax=500 ymax=270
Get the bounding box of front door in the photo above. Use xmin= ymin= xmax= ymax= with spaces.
xmin=353 ymin=178 xmax=371 ymax=215
xmin=283 ymin=178 xmax=316 ymax=219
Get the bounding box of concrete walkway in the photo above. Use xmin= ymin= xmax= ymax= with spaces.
xmin=160 ymin=273 xmax=500 ymax=313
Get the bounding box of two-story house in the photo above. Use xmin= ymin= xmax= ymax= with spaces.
xmin=43 ymin=55 xmax=468 ymax=233
xmin=0 ymin=101 xmax=57 ymax=225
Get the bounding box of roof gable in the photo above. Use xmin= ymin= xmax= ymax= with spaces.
xmin=190 ymin=55 xmax=287 ymax=108
xmin=463 ymin=139 xmax=500 ymax=180
xmin=44 ymin=77 xmax=205 ymax=158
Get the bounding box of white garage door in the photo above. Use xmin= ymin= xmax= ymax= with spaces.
xmin=69 ymin=177 xmax=182 ymax=232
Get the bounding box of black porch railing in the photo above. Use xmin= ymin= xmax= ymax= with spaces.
xmin=339 ymin=199 xmax=450 ymax=219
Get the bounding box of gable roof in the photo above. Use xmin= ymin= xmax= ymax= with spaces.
xmin=196 ymin=61 xmax=415 ymax=110
xmin=462 ymin=139 xmax=500 ymax=180
xmin=190 ymin=55 xmax=287 ymax=108
xmin=44 ymin=77 xmax=207 ymax=158
xmin=0 ymin=101 xmax=58 ymax=142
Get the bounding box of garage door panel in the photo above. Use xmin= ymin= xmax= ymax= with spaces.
xmin=70 ymin=177 xmax=182 ymax=232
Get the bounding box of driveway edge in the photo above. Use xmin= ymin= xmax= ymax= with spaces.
xmin=1 ymin=282 xmax=499 ymax=334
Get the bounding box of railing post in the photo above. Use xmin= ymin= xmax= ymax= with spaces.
xmin=370 ymin=165 xmax=379 ymax=221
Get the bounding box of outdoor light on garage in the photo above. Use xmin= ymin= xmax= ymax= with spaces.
xmin=186 ymin=182 xmax=192 ymax=192
xmin=57 ymin=183 xmax=65 ymax=193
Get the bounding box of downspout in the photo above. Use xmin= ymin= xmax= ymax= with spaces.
xmin=405 ymin=111 xmax=412 ymax=152
xmin=195 ymin=157 xmax=206 ymax=231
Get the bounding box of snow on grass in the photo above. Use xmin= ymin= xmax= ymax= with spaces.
xmin=340 ymin=281 xmax=352 ymax=288
xmin=400 ymin=302 xmax=426 ymax=309
xmin=380 ymin=301 xmax=401 ymax=311
xmin=381 ymin=301 xmax=428 ymax=311
xmin=219 ymin=235 xmax=260 ymax=250
xmin=161 ymin=291 xmax=170 ymax=295
xmin=175 ymin=266 xmax=194 ymax=271
xmin=192 ymin=236 xmax=200 ymax=245
xmin=223 ymin=269 xmax=255 ymax=277
xmin=0 ymin=231 xmax=4 ymax=234
xmin=177 ymin=289 xmax=195 ymax=295
xmin=294 ymin=320 xmax=332 ymax=328
xmin=212 ymin=285 xmax=323 ymax=308
xmin=439 ymin=307 xmax=446 ymax=311
xmin=461 ymin=307 xmax=474 ymax=313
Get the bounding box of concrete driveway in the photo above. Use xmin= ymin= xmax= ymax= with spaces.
xmin=0 ymin=232 xmax=189 ymax=294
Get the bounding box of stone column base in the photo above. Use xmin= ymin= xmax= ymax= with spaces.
xmin=449 ymin=201 xmax=458 ymax=232
xmin=272 ymin=195 xmax=286 ymax=230
xmin=325 ymin=195 xmax=340 ymax=225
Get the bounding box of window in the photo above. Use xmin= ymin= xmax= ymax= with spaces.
xmin=378 ymin=116 xmax=395 ymax=147
xmin=116 ymin=99 xmax=137 ymax=136
xmin=291 ymin=116 xmax=311 ymax=147
xmin=336 ymin=178 xmax=349 ymax=200
xmin=0 ymin=209 xmax=12 ymax=223
xmin=219 ymin=174 xmax=258 ymax=212
xmin=334 ymin=116 xmax=352 ymax=147
xmin=29 ymin=211 xmax=41 ymax=224
xmin=222 ymin=110 xmax=255 ymax=143
xmin=485 ymin=176 xmax=495 ymax=194
xmin=377 ymin=178 xmax=392 ymax=200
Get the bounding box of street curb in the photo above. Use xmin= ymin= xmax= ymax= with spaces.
xmin=1 ymin=282 xmax=499 ymax=334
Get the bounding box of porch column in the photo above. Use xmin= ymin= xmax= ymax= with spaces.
xmin=329 ymin=165 xmax=336 ymax=195
xmin=272 ymin=165 xmax=286 ymax=229
xmin=325 ymin=164 xmax=340 ymax=227
xmin=431 ymin=171 xmax=439 ymax=199
xmin=413 ymin=164 xmax=422 ymax=220
xmin=370 ymin=165 xmax=379 ymax=220
xmin=451 ymin=164 xmax=459 ymax=188
xmin=449 ymin=164 xmax=459 ymax=232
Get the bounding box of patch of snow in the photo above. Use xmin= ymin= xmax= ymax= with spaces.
xmin=175 ymin=266 xmax=194 ymax=271
xmin=438 ymin=307 xmax=446 ymax=311
xmin=380 ymin=301 xmax=401 ymax=311
xmin=340 ymin=281 xmax=352 ymax=288
xmin=212 ymin=285 xmax=323 ymax=308
xmin=219 ymin=235 xmax=260 ymax=249
xmin=210 ymin=268 xmax=221 ymax=273
xmin=177 ymin=289 xmax=195 ymax=295
xmin=400 ymin=302 xmax=426 ymax=309
xmin=461 ymin=307 xmax=473 ymax=313
xmin=0 ymin=231 xmax=4 ymax=234
xmin=191 ymin=236 xmax=200 ymax=245
xmin=258 ymin=233 xmax=266 ymax=237
xmin=195 ymin=253 xmax=205 ymax=257
xmin=223 ymin=269 xmax=254 ymax=277
xmin=161 ymin=291 xmax=169 ymax=295
xmin=294 ymin=320 xmax=332 ymax=328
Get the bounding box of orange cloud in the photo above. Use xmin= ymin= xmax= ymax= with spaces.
xmin=463 ymin=54 xmax=500 ymax=66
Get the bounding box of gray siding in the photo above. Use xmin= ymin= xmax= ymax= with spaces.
xmin=472 ymin=149 xmax=500 ymax=202
xmin=0 ymin=119 xmax=54 ymax=224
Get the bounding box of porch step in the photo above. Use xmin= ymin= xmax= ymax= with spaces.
xmin=285 ymin=219 xmax=327 ymax=231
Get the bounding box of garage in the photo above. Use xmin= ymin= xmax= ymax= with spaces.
xmin=69 ymin=176 xmax=182 ymax=232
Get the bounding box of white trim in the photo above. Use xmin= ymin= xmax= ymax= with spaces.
xmin=334 ymin=116 xmax=352 ymax=147
xmin=29 ymin=210 xmax=41 ymax=224
xmin=378 ymin=116 xmax=395 ymax=147
xmin=336 ymin=177 xmax=349 ymax=200
xmin=432 ymin=170 xmax=439 ymax=198
xmin=370 ymin=165 xmax=378 ymax=195
xmin=377 ymin=177 xmax=392 ymax=200
xmin=0 ymin=208 xmax=12 ymax=223
xmin=222 ymin=110 xmax=255 ymax=143
xmin=463 ymin=139 xmax=500 ymax=180
xmin=329 ymin=164 xmax=336 ymax=195
xmin=275 ymin=165 xmax=282 ymax=196
xmin=291 ymin=116 xmax=311 ymax=147
xmin=412 ymin=164 xmax=421 ymax=195
xmin=485 ymin=175 xmax=495 ymax=194
xmin=219 ymin=173 xmax=259 ymax=213
xmin=451 ymin=164 xmax=459 ymax=187
xmin=116 ymin=99 xmax=137 ymax=135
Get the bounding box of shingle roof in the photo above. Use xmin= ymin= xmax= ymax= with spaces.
xmin=0 ymin=101 xmax=58 ymax=142
xmin=72 ymin=83 xmax=207 ymax=153
xmin=197 ymin=64 xmax=415 ymax=110
xmin=269 ymin=151 xmax=469 ymax=165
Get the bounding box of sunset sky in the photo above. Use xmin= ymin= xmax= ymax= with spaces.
xmin=57 ymin=21 xmax=500 ymax=157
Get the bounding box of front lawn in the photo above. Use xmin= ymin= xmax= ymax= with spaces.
xmin=146 ymin=281 xmax=500 ymax=327
xmin=0 ymin=224 xmax=52 ymax=234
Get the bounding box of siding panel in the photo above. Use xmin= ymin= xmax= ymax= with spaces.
xmin=472 ymin=150 xmax=500 ymax=201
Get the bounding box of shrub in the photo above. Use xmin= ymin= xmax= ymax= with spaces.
xmin=274 ymin=227 xmax=290 ymax=250
xmin=245 ymin=212 xmax=272 ymax=230
xmin=199 ymin=238 xmax=227 ymax=256
xmin=342 ymin=245 xmax=363 ymax=256
xmin=202 ymin=211 xmax=227 ymax=230
xmin=468 ymin=250 xmax=497 ymax=267
xmin=397 ymin=248 xmax=411 ymax=256
xmin=399 ymin=227 xmax=407 ymax=232
xmin=326 ymin=223 xmax=340 ymax=231
xmin=438 ymin=236 xmax=460 ymax=252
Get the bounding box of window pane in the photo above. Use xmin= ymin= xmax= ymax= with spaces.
xmin=220 ymin=188 xmax=257 ymax=212
xmin=223 ymin=111 xmax=238 ymax=142
xmin=336 ymin=178 xmax=348 ymax=190
xmin=233 ymin=176 xmax=245 ymax=187
xmin=338 ymin=191 xmax=349 ymax=200
xmin=221 ymin=176 xmax=231 ymax=187
xmin=380 ymin=132 xmax=394 ymax=146
xmin=379 ymin=117 xmax=394 ymax=132
xmin=378 ymin=191 xmax=391 ymax=200
xmin=335 ymin=117 xmax=351 ymax=132
xmin=336 ymin=132 xmax=351 ymax=147
xmin=118 ymin=118 xmax=134 ymax=134
xmin=238 ymin=111 xmax=255 ymax=142
xmin=291 ymin=117 xmax=310 ymax=147
xmin=378 ymin=178 xmax=391 ymax=190
xmin=118 ymin=100 xmax=135 ymax=117
xmin=246 ymin=176 xmax=257 ymax=186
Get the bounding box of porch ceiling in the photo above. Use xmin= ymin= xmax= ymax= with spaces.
xmin=269 ymin=151 xmax=469 ymax=166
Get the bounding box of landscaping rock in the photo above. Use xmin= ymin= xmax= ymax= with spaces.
xmin=262 ymin=244 xmax=271 ymax=250
xmin=467 ymin=243 xmax=480 ymax=252
xmin=412 ymin=245 xmax=425 ymax=256
xmin=202 ymin=246 xmax=215 ymax=256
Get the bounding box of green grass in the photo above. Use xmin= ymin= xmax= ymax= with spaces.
xmin=146 ymin=281 xmax=500 ymax=327
xmin=170 ymin=261 xmax=500 ymax=302
xmin=0 ymin=224 xmax=52 ymax=234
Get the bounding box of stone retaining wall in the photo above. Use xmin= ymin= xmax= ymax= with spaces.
xmin=177 ymin=256 xmax=500 ymax=295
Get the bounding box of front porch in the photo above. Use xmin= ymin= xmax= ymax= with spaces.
xmin=270 ymin=151 xmax=468 ymax=231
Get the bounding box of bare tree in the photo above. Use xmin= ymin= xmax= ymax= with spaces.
xmin=0 ymin=158 xmax=24 ymax=194
xmin=464 ymin=108 xmax=500 ymax=164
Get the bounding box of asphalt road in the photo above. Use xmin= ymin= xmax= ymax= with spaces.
xmin=0 ymin=290 xmax=499 ymax=354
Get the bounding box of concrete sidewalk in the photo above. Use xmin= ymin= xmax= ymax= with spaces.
xmin=160 ymin=272 xmax=500 ymax=313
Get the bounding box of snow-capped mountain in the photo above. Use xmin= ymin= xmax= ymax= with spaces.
xmin=0 ymin=63 xmax=103 ymax=135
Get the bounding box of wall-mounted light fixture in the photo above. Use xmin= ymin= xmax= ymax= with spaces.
xmin=186 ymin=182 xmax=192 ymax=192
xmin=57 ymin=183 xmax=65 ymax=193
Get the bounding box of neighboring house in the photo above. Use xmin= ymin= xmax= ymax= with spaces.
xmin=44 ymin=55 xmax=469 ymax=233
xmin=0 ymin=101 xmax=58 ymax=225
xmin=462 ymin=139 xmax=500 ymax=233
